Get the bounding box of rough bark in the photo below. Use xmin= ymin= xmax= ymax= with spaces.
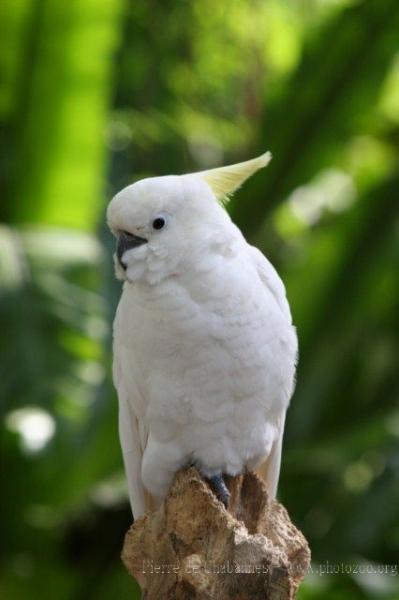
xmin=122 ymin=468 xmax=310 ymax=599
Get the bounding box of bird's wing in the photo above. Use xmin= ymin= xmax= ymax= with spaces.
xmin=256 ymin=413 xmax=286 ymax=499
xmin=113 ymin=346 xmax=151 ymax=519
xmin=248 ymin=245 xmax=292 ymax=498
xmin=248 ymin=244 xmax=292 ymax=322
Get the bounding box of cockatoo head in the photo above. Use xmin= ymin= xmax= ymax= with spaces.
xmin=107 ymin=152 xmax=271 ymax=284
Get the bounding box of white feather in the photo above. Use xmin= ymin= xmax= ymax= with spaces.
xmin=108 ymin=160 xmax=297 ymax=518
xmin=113 ymin=345 xmax=148 ymax=517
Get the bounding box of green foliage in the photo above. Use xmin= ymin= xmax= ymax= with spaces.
xmin=1 ymin=1 xmax=398 ymax=598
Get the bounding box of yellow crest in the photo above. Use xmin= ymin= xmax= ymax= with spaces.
xmin=198 ymin=151 xmax=271 ymax=204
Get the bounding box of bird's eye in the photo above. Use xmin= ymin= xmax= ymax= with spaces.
xmin=152 ymin=218 xmax=165 ymax=230
xmin=151 ymin=213 xmax=169 ymax=231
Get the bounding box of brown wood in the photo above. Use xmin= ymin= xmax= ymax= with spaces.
xmin=122 ymin=468 xmax=310 ymax=599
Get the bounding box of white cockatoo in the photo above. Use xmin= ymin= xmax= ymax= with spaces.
xmin=107 ymin=152 xmax=297 ymax=519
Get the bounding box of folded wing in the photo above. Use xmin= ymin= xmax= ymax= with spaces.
xmin=113 ymin=348 xmax=150 ymax=519
xmin=248 ymin=245 xmax=295 ymax=498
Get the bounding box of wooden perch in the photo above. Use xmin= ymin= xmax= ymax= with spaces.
xmin=122 ymin=468 xmax=310 ymax=599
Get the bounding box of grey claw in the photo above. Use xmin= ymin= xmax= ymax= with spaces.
xmin=207 ymin=473 xmax=230 ymax=508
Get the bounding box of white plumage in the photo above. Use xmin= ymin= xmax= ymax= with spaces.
xmin=107 ymin=153 xmax=297 ymax=519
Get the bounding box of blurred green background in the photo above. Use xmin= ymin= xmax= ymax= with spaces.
xmin=1 ymin=0 xmax=398 ymax=598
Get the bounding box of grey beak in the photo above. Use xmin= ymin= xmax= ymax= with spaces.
xmin=117 ymin=231 xmax=148 ymax=269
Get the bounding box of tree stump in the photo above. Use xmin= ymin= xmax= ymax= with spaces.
xmin=122 ymin=467 xmax=310 ymax=599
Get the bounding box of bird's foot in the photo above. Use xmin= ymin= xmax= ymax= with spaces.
xmin=206 ymin=473 xmax=230 ymax=508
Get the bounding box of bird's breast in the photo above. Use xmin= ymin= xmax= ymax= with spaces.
xmin=116 ymin=264 xmax=296 ymax=418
